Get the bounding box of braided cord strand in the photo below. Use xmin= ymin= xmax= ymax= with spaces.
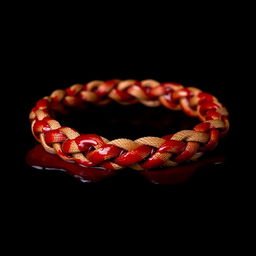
xmin=29 ymin=79 xmax=229 ymax=171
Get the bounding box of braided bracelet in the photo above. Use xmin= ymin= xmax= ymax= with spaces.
xmin=29 ymin=79 xmax=229 ymax=171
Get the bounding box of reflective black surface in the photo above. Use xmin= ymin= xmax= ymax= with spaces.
xmin=11 ymin=73 xmax=243 ymax=203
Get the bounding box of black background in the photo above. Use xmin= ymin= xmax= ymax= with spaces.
xmin=10 ymin=47 xmax=246 ymax=206
xmin=3 ymin=6 xmax=253 ymax=245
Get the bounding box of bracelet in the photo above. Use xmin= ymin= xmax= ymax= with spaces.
xmin=29 ymin=79 xmax=229 ymax=171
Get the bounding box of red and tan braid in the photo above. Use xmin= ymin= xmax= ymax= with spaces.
xmin=29 ymin=79 xmax=229 ymax=171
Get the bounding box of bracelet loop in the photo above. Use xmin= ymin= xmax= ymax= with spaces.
xmin=29 ymin=79 xmax=229 ymax=170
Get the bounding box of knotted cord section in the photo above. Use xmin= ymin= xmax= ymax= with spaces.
xmin=29 ymin=79 xmax=229 ymax=170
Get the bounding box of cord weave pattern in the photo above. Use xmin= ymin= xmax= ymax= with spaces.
xmin=29 ymin=79 xmax=229 ymax=170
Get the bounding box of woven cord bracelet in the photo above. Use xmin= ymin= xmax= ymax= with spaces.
xmin=29 ymin=79 xmax=229 ymax=171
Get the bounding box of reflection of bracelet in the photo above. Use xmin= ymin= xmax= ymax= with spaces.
xmin=30 ymin=79 xmax=229 ymax=171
